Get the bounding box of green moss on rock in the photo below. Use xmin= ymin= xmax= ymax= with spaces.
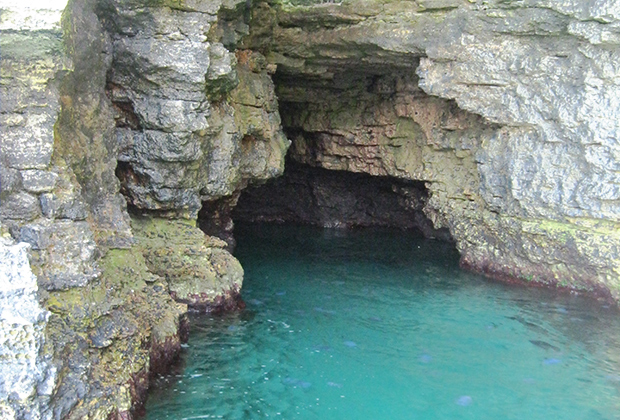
xmin=130 ymin=214 xmax=244 ymax=311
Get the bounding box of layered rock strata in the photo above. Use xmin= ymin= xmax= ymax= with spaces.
xmin=104 ymin=0 xmax=289 ymax=218
xmin=241 ymin=0 xmax=620 ymax=301
xmin=1 ymin=0 xmax=288 ymax=418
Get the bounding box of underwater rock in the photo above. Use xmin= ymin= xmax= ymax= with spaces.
xmin=455 ymin=395 xmax=473 ymax=406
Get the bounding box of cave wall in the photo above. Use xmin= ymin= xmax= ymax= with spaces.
xmin=241 ymin=0 xmax=620 ymax=301
xmin=234 ymin=160 xmax=449 ymax=239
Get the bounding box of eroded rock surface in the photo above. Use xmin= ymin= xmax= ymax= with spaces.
xmin=104 ymin=0 xmax=289 ymax=217
xmin=1 ymin=0 xmax=287 ymax=418
xmin=131 ymin=215 xmax=244 ymax=312
xmin=245 ymin=0 xmax=620 ymax=301
xmin=0 ymin=237 xmax=54 ymax=420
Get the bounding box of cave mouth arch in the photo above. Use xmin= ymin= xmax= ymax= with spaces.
xmin=226 ymin=64 xmax=462 ymax=242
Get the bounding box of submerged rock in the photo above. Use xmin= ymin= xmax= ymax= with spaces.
xmin=455 ymin=395 xmax=473 ymax=406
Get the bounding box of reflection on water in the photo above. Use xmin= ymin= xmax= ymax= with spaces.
xmin=144 ymin=223 xmax=620 ymax=420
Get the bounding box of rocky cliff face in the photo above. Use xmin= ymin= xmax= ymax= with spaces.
xmin=240 ymin=0 xmax=620 ymax=300
xmin=0 ymin=238 xmax=54 ymax=420
xmin=1 ymin=0 xmax=287 ymax=418
xmin=1 ymin=0 xmax=620 ymax=418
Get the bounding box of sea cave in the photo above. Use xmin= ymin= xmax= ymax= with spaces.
xmin=2 ymin=0 xmax=620 ymax=419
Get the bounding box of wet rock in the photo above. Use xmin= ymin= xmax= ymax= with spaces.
xmin=131 ymin=215 xmax=244 ymax=312
xmin=44 ymin=247 xmax=187 ymax=420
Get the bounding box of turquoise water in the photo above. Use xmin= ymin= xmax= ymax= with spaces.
xmin=144 ymin=223 xmax=620 ymax=420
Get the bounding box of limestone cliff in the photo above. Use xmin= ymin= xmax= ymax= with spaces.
xmin=239 ymin=0 xmax=620 ymax=301
xmin=1 ymin=0 xmax=620 ymax=419
xmin=1 ymin=0 xmax=287 ymax=418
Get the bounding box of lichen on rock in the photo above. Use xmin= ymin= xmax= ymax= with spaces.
xmin=0 ymin=236 xmax=55 ymax=420
xmin=1 ymin=0 xmax=282 ymax=418
xmin=43 ymin=245 xmax=187 ymax=419
xmin=130 ymin=215 xmax=244 ymax=312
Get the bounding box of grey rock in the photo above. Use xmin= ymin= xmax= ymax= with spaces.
xmin=1 ymin=118 xmax=55 ymax=170
xmin=0 ymin=238 xmax=54 ymax=420
xmin=119 ymin=130 xmax=204 ymax=164
xmin=206 ymin=43 xmax=239 ymax=98
xmin=0 ymin=166 xmax=21 ymax=194
xmin=20 ymin=170 xmax=58 ymax=193
xmin=109 ymin=5 xmax=288 ymax=216
xmin=138 ymin=131 xmax=204 ymax=162
xmin=39 ymin=193 xmax=88 ymax=221
xmin=18 ymin=221 xmax=100 ymax=290
xmin=112 ymin=37 xmax=211 ymax=101
xmin=0 ymin=192 xmax=41 ymax=221
xmin=131 ymin=96 xmax=210 ymax=133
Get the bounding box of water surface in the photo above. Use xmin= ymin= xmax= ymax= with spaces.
xmin=145 ymin=223 xmax=620 ymax=420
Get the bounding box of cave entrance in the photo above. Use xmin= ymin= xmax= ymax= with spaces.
xmin=233 ymin=159 xmax=448 ymax=239
xmin=231 ymin=65 xmax=454 ymax=241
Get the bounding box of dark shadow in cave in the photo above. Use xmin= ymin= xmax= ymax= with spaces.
xmin=232 ymin=159 xmax=453 ymax=241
